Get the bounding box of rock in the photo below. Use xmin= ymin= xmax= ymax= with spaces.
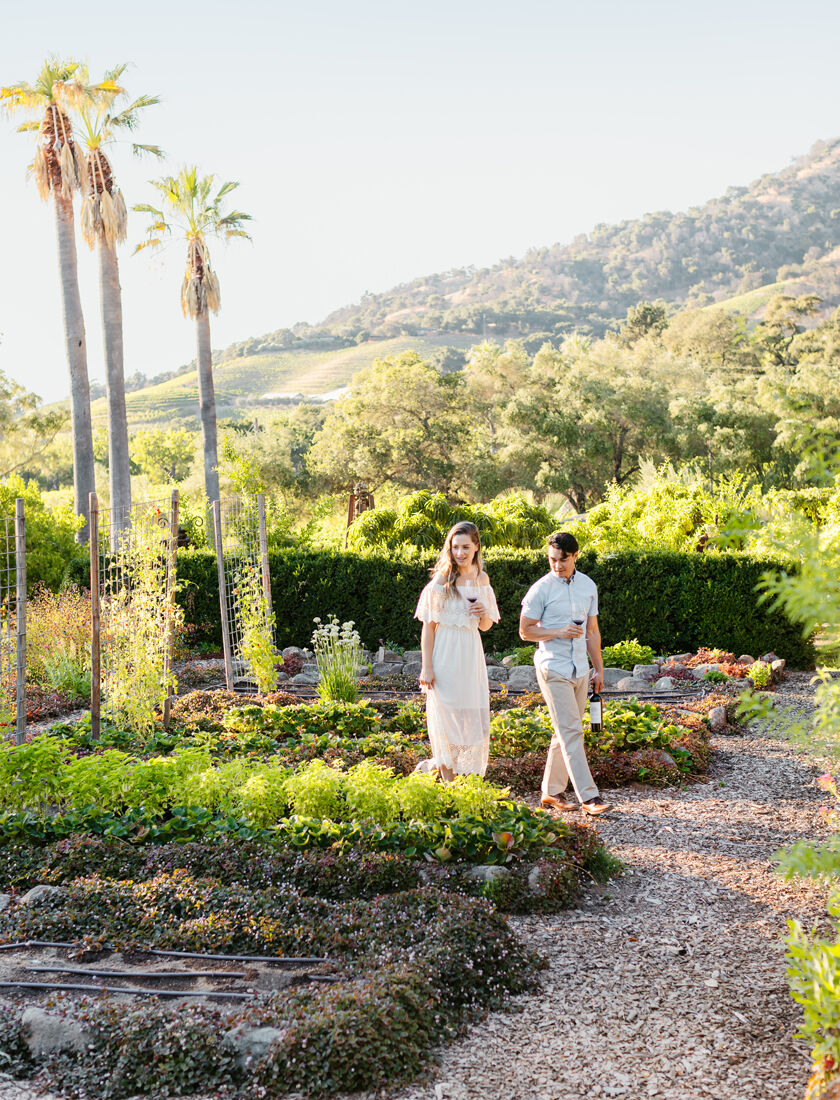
xmin=647 ymin=749 xmax=677 ymax=768
xmin=633 ymin=664 xmax=661 ymax=680
xmin=507 ymin=666 xmax=539 ymax=692
xmin=466 ymin=864 xmax=511 ymax=883
xmin=694 ymin=663 xmax=723 ymax=678
xmin=21 ymin=884 xmax=62 ymax=907
xmin=403 ymin=649 xmax=423 ymax=664
xmin=0 ymin=893 xmax=10 ymax=912
xmin=662 ymin=661 xmax=687 ymax=673
xmin=376 ymin=647 xmax=404 ymax=663
xmin=404 ymin=661 xmax=422 ymax=679
xmin=275 ymin=671 xmax=289 ymax=683
xmin=224 ymin=1025 xmax=287 ymax=1067
xmin=603 ymin=667 xmax=629 ymax=687
xmin=290 ymin=671 xmax=318 ymax=685
xmin=668 ymin=653 xmax=694 ymax=663
xmin=372 ymin=661 xmax=403 ymax=677
xmin=771 ymin=658 xmax=786 ymax=682
xmin=760 ymin=651 xmax=779 ymax=665
xmin=708 ymin=705 xmax=727 ymax=731
xmin=485 ymin=655 xmax=502 ymax=666
xmin=654 ymin=676 xmax=675 ymax=691
xmin=737 ymin=654 xmax=755 ymax=665
xmin=501 ymin=655 xmax=516 ymax=667
xmin=615 ymin=677 xmax=651 ymax=693
xmin=281 ymin=645 xmax=306 ymax=660
xmin=22 ymin=1007 xmax=89 ymax=1055
xmin=487 ymin=666 xmax=509 ymax=683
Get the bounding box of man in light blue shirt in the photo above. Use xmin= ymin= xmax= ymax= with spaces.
xmin=519 ymin=531 xmax=611 ymax=816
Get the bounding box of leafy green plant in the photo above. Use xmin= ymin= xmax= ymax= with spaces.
xmin=489 ymin=708 xmax=553 ymax=757
xmin=26 ymin=585 xmax=90 ymax=690
xmin=102 ymin=508 xmax=184 ymax=735
xmin=233 ymin=561 xmax=281 ymax=693
xmin=601 ymin=638 xmax=656 ymax=670
xmin=312 ymin=615 xmax=362 ymax=702
xmin=284 ymin=758 xmax=344 ymax=819
xmin=746 ymin=661 xmax=772 ymax=689
xmin=506 ymin=645 xmax=537 ymax=667
xmin=702 ymin=669 xmax=731 ymax=684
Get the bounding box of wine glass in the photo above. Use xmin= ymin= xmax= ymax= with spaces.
xmin=571 ymin=601 xmax=586 ymax=637
xmin=462 ymin=583 xmax=480 ymax=614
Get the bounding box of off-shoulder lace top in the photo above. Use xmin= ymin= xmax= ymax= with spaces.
xmin=414 ymin=580 xmax=501 ymax=630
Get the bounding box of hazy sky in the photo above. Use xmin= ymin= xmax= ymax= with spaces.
xmin=2 ymin=0 xmax=840 ymax=402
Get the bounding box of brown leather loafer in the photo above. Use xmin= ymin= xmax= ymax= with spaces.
xmin=580 ymin=796 xmax=613 ymax=816
xmin=540 ymin=794 xmax=579 ymax=812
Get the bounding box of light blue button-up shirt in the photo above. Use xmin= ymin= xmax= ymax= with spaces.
xmin=521 ymin=570 xmax=599 ymax=680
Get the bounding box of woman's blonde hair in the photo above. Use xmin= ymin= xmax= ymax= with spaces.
xmin=432 ymin=521 xmax=484 ymax=597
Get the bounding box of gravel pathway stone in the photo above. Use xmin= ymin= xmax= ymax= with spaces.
xmin=383 ymin=672 xmax=829 ymax=1100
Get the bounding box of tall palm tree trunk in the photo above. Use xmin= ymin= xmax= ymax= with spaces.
xmin=55 ymin=192 xmax=95 ymax=542
xmin=98 ymin=238 xmax=131 ymax=534
xmin=195 ymin=308 xmax=220 ymax=534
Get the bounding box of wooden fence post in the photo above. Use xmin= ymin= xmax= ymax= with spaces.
xmin=213 ymin=501 xmax=234 ymax=690
xmin=14 ymin=499 xmax=26 ymax=747
xmin=256 ymin=494 xmax=274 ymax=638
xmin=89 ymin=493 xmax=101 ymax=742
xmin=162 ymin=489 xmax=180 ymax=729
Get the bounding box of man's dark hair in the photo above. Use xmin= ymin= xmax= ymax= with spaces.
xmin=547 ymin=531 xmax=579 ymax=556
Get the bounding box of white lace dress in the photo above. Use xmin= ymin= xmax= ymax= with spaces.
xmin=413 ymin=581 xmax=501 ymax=776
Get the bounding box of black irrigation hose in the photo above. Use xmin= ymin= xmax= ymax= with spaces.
xmin=0 ymin=941 xmax=330 ymax=965
xmin=26 ymin=966 xmax=247 ymax=980
xmin=0 ymin=981 xmax=253 ymax=1000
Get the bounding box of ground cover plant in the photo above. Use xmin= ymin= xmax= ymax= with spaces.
xmin=0 ymin=876 xmax=542 ymax=1098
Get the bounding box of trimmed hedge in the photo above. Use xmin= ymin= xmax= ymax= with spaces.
xmin=67 ymin=546 xmax=815 ymax=666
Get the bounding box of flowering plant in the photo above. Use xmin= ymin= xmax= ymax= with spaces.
xmin=312 ymin=615 xmax=362 ymax=703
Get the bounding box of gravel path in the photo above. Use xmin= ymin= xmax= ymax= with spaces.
xmin=385 ymin=672 xmax=829 ymax=1100
xmin=0 ymin=674 xmax=830 ymax=1100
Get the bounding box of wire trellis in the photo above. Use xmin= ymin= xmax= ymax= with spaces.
xmin=212 ymin=494 xmax=274 ymax=690
xmin=0 ymin=501 xmax=26 ymax=745
xmin=90 ymin=491 xmax=180 ymax=738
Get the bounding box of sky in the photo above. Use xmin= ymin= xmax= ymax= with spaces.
xmin=2 ymin=0 xmax=840 ymax=403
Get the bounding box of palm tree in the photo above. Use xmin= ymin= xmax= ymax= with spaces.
xmin=74 ymin=64 xmax=163 ymax=533
xmin=0 ymin=58 xmax=107 ymax=540
xmin=134 ymin=168 xmax=251 ymax=522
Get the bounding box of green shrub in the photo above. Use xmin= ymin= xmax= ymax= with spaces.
xmin=702 ymin=669 xmax=731 ymax=683
xmin=506 ymin=645 xmax=537 ymax=666
xmin=489 ymin=708 xmax=553 ymax=757
xmin=601 ymin=638 xmax=656 ymax=669
xmin=0 ymin=477 xmax=83 ymax=591
xmin=747 ymin=661 xmax=772 ymax=689
xmin=69 ymin=546 xmax=816 ymax=666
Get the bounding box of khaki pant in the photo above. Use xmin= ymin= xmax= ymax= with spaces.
xmin=536 ymin=666 xmax=599 ymax=803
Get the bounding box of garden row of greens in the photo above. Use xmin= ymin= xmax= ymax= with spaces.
xmin=62 ymin=545 xmax=815 ymax=664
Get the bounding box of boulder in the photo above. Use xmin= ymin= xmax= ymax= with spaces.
xmin=615 ymin=677 xmax=651 ymax=693
xmin=465 ymin=864 xmax=511 ymax=883
xmin=667 ymin=653 xmax=694 ymax=664
xmin=603 ymin=667 xmax=630 ymax=687
xmin=376 ymin=647 xmax=404 ymax=663
xmin=654 ymin=676 xmax=675 ymax=691
xmin=403 ymin=661 xmax=422 ymax=679
xmin=662 ymin=661 xmax=687 ymax=673
xmin=737 ymin=654 xmax=755 ymax=666
xmin=646 ymin=749 xmax=677 ymax=768
xmin=0 ymin=893 xmax=10 ymax=912
xmin=21 ymin=884 xmax=62 ymax=907
xmin=485 ymin=655 xmax=503 ymax=667
xmin=693 ymin=664 xmax=723 ymax=678
xmin=507 ymin=666 xmax=539 ymax=692
xmin=372 ymin=661 xmax=403 ymax=677
xmin=281 ymin=645 xmax=306 ymax=661
xmin=501 ymin=655 xmax=516 ymax=668
xmin=708 ymin=705 xmax=727 ymax=731
xmin=760 ymin=651 xmax=779 ymax=665
xmin=290 ymin=671 xmax=318 ymax=685
xmin=771 ymin=658 xmax=787 ymax=682
xmin=22 ymin=1007 xmax=89 ymax=1056
xmin=633 ymin=664 xmax=661 ymax=680
xmin=487 ymin=666 xmax=509 ymax=683
xmin=275 ymin=671 xmax=289 ymax=683
xmin=403 ymin=650 xmax=423 ymax=664
xmin=224 ymin=1025 xmax=287 ymax=1067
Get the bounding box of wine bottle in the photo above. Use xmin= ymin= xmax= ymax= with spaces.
xmin=589 ymin=688 xmax=602 ymax=732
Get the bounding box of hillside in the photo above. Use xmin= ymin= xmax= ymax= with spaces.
xmin=84 ymin=136 xmax=840 ymax=430
xmin=89 ymin=335 xmax=476 ymax=430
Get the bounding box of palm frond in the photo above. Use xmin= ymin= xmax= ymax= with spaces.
xmin=16 ymin=120 xmax=40 ymax=132
xmin=131 ymin=142 xmax=164 ymax=158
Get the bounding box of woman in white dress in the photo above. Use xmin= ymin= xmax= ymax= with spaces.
xmin=414 ymin=521 xmax=500 ymax=780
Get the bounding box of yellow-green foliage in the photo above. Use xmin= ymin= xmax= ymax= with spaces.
xmin=233 ymin=561 xmax=280 ymax=693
